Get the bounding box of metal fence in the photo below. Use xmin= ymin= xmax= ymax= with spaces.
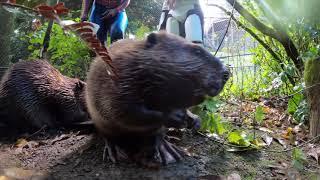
xmin=202 ymin=1 xmax=260 ymax=94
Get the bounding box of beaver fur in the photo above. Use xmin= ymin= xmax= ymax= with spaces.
xmin=86 ymin=32 xmax=229 ymax=166
xmin=0 ymin=60 xmax=90 ymax=132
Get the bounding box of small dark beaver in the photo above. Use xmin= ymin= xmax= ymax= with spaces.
xmin=86 ymin=31 xmax=229 ymax=167
xmin=0 ymin=60 xmax=90 ymax=132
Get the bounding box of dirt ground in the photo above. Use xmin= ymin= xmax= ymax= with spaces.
xmin=1 ymin=126 xmax=313 ymax=180
xmin=1 ymin=98 xmax=320 ymax=179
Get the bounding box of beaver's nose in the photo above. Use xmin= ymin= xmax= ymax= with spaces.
xmin=223 ymin=69 xmax=230 ymax=83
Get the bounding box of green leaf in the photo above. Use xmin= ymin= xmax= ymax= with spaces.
xmin=227 ymin=131 xmax=250 ymax=147
xmin=292 ymin=148 xmax=307 ymax=170
xmin=209 ymin=113 xmax=226 ymax=135
xmin=228 ymin=131 xmax=242 ymax=144
xmin=279 ymin=72 xmax=287 ymax=82
xmin=292 ymin=160 xmax=304 ymax=170
xmin=204 ymin=99 xmax=221 ymax=112
xmin=255 ymin=105 xmax=265 ymax=124
xmin=287 ymin=93 xmax=304 ymax=114
xmin=284 ymin=64 xmax=296 ymax=77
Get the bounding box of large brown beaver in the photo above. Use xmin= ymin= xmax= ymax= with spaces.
xmin=0 ymin=60 xmax=90 ymax=132
xmin=86 ymin=32 xmax=229 ymax=167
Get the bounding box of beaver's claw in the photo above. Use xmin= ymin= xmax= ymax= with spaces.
xmin=102 ymin=135 xmax=184 ymax=168
xmin=102 ymin=138 xmax=128 ymax=163
xmin=133 ymin=135 xmax=185 ymax=168
xmin=159 ymin=138 xmax=184 ymax=164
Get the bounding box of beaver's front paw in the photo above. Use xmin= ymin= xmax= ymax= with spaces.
xmin=164 ymin=109 xmax=188 ymax=129
xmin=186 ymin=110 xmax=201 ymax=130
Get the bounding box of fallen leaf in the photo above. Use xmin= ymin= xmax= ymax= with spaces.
xmin=293 ymin=123 xmax=303 ymax=133
xmin=15 ymin=139 xmax=28 ymax=148
xmin=307 ymin=146 xmax=320 ymax=164
xmin=274 ymin=169 xmax=286 ymax=175
xmin=207 ymin=133 xmax=222 ymax=141
xmin=268 ymin=162 xmax=287 ymax=176
xmin=267 ymin=164 xmax=284 ymax=170
xmin=259 ymin=127 xmax=274 ymax=133
xmin=281 ymin=127 xmax=293 ymax=139
xmin=51 ymin=134 xmax=70 ymax=145
xmin=2 ymin=167 xmax=45 ymax=179
xmin=0 ymin=176 xmax=11 ymax=180
xmin=274 ymin=137 xmax=287 ymax=149
xmin=262 ymin=134 xmax=273 ymax=146
xmin=251 ymin=138 xmax=267 ymax=147
xmin=243 ymin=118 xmax=251 ymax=126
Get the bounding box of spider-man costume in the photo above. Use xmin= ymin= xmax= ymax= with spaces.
xmin=81 ymin=0 xmax=130 ymax=44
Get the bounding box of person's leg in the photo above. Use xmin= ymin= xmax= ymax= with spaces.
xmin=184 ymin=5 xmax=204 ymax=45
xmin=110 ymin=11 xmax=128 ymax=43
xmin=89 ymin=2 xmax=108 ymax=45
xmin=158 ymin=10 xmax=169 ymax=30
xmin=184 ymin=14 xmax=203 ymax=44
xmin=166 ymin=15 xmax=180 ymax=36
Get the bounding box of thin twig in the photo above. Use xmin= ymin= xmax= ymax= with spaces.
xmin=0 ymin=2 xmax=38 ymax=14
xmin=26 ymin=125 xmax=47 ymax=139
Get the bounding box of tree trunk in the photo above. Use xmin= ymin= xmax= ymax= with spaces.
xmin=304 ymin=57 xmax=320 ymax=137
xmin=0 ymin=5 xmax=13 ymax=77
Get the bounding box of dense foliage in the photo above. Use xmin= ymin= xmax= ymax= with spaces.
xmin=27 ymin=22 xmax=92 ymax=79
xmin=4 ymin=0 xmax=162 ymax=79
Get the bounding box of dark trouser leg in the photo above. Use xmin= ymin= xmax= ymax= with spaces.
xmin=89 ymin=3 xmax=108 ymax=45
xmin=110 ymin=11 xmax=128 ymax=43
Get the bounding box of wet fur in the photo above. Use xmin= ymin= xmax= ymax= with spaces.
xmin=86 ymin=32 xmax=228 ymax=139
xmin=0 ymin=60 xmax=89 ymax=131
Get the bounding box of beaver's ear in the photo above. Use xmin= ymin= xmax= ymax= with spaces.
xmin=145 ymin=32 xmax=158 ymax=48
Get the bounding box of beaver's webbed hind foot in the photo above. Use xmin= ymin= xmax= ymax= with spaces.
xmin=159 ymin=138 xmax=184 ymax=164
xmin=102 ymin=139 xmax=128 ymax=163
xmin=133 ymin=135 xmax=185 ymax=168
xmin=101 ymin=134 xmax=185 ymax=167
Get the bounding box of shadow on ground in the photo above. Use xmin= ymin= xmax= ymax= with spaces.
xmin=0 ymin=128 xmax=287 ymax=179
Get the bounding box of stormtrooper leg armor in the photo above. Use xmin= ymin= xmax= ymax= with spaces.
xmin=161 ymin=0 xmax=204 ymax=45
xmin=166 ymin=16 xmax=180 ymax=36
xmin=184 ymin=13 xmax=203 ymax=45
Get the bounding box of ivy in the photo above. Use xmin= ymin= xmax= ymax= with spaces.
xmin=27 ymin=21 xmax=92 ymax=80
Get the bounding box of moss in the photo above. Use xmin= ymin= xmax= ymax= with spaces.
xmin=304 ymin=57 xmax=320 ymax=86
xmin=304 ymin=57 xmax=320 ymax=136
